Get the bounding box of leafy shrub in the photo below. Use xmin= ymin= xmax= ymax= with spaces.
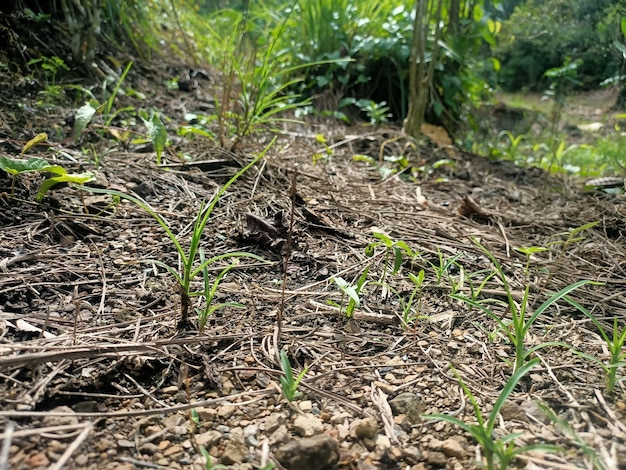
xmin=496 ymin=0 xmax=626 ymax=91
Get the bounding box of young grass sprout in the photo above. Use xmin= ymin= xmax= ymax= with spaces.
xmin=451 ymin=240 xmax=596 ymax=371
xmin=81 ymin=138 xmax=275 ymax=330
xmin=423 ymin=359 xmax=559 ymax=470
xmin=563 ymin=298 xmax=625 ymax=393
xmin=331 ymin=266 xmax=370 ymax=318
xmin=279 ymin=349 xmax=308 ymax=402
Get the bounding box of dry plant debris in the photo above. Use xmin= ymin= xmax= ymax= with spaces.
xmin=0 ymin=58 xmax=625 ymax=470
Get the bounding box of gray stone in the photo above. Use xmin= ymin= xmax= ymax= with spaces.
xmin=425 ymin=451 xmax=447 ymax=467
xmin=389 ymin=393 xmax=424 ymax=424
xmin=139 ymin=442 xmax=159 ymax=455
xmin=195 ymin=430 xmax=222 ymax=448
xmin=264 ymin=413 xmax=283 ymax=433
xmin=269 ymin=425 xmax=290 ymax=446
xmin=350 ymin=417 xmax=378 ymax=440
xmin=275 ymin=434 xmax=339 ymax=470
xmin=42 ymin=406 xmax=78 ymax=427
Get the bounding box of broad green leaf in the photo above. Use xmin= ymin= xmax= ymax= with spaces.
xmin=75 ymin=104 xmax=96 ymax=140
xmin=36 ymin=171 xmax=95 ymax=201
xmin=621 ymin=17 xmax=626 ymax=39
xmin=21 ymin=133 xmax=48 ymax=156
xmin=515 ymin=246 xmax=548 ymax=256
xmin=0 ymin=156 xmax=52 ymax=175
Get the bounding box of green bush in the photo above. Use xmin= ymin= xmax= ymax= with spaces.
xmin=496 ymin=0 xmax=626 ymax=91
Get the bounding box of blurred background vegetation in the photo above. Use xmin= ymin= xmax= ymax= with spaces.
xmin=1 ymin=0 xmax=626 ymax=176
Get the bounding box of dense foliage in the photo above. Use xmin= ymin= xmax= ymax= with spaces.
xmin=496 ymin=0 xmax=626 ymax=91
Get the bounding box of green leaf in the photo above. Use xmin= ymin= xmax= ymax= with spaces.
xmin=75 ymin=104 xmax=96 ymax=140
xmin=514 ymin=246 xmax=548 ymax=256
xmin=148 ymin=113 xmax=167 ymax=164
xmin=393 ymin=247 xmax=403 ymax=274
xmin=36 ymin=171 xmax=95 ymax=201
xmin=21 ymin=133 xmax=48 ymax=156
xmin=372 ymin=232 xmax=392 ymax=247
xmin=0 ymin=156 xmax=52 ymax=175
xmin=621 ymin=17 xmax=626 ymax=39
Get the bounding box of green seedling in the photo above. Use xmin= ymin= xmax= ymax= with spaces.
xmin=466 ymin=267 xmax=498 ymax=301
xmin=451 ymin=240 xmax=596 ymax=371
xmin=402 ymin=270 xmax=426 ymax=326
xmin=80 ymin=138 xmax=275 ymax=330
xmin=374 ymin=269 xmax=426 ymax=328
xmin=365 ymin=232 xmax=417 ymax=286
xmin=280 ymin=349 xmax=308 ymax=402
xmin=74 ymin=61 xmax=134 ymax=140
xmin=564 ymin=298 xmax=625 ymax=393
xmin=0 ymin=152 xmax=95 ymax=201
xmin=330 ymin=266 xmax=370 ymax=318
xmin=140 ymin=112 xmax=167 ymax=164
xmin=312 ymin=134 xmax=333 ymax=165
xmin=425 ymin=249 xmax=463 ymax=287
xmin=423 ymin=359 xmax=558 ymax=470
xmin=196 ymin=247 xmax=245 ymax=331
xmin=497 ymin=131 xmax=526 ymax=161
xmin=471 ymin=321 xmax=504 ymax=343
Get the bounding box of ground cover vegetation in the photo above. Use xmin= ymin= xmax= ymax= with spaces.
xmin=0 ymin=0 xmax=625 ymax=469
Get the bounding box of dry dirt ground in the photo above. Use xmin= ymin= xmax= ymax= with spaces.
xmin=1 ymin=41 xmax=626 ymax=470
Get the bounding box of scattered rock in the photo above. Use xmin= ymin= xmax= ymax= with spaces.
xmin=500 ymin=400 xmax=526 ymax=421
xmin=441 ymin=438 xmax=465 ymax=459
xmin=195 ymin=407 xmax=218 ymax=421
xmin=163 ymin=414 xmax=184 ymax=428
xmin=26 ymin=452 xmax=49 ymax=467
xmin=217 ymin=405 xmax=237 ymax=419
xmin=117 ymin=439 xmax=135 ymax=449
xmin=161 ymin=385 xmax=179 ymax=395
xmin=336 ymin=423 xmax=349 ymax=440
xmin=158 ymin=440 xmax=170 ymax=451
xmin=163 ymin=443 xmax=184 ymax=457
xmin=375 ymin=434 xmax=392 ymax=451
xmin=389 ymin=393 xmax=424 ymax=424
xmin=94 ymin=438 xmax=115 ymax=453
xmin=330 ymin=412 xmax=351 ymax=424
xmin=42 ymin=406 xmax=78 ymax=426
xmin=350 ymin=417 xmax=378 ymax=440
xmin=139 ymin=442 xmax=160 ymax=455
xmin=293 ymin=413 xmax=324 ymax=437
xmin=299 ymin=400 xmax=313 ymax=412
xmin=173 ymin=425 xmax=189 ymax=436
xmin=425 ymin=451 xmax=447 ymax=467
xmin=428 ymin=438 xmax=443 ymax=450
xmin=243 ymin=424 xmax=258 ymax=438
xmin=143 ymin=425 xmax=162 ymax=437
xmin=401 ymin=446 xmax=422 ymax=464
xmin=275 ymin=434 xmax=340 ymax=470
xmin=221 ymin=438 xmax=248 ymax=465
xmin=264 ymin=413 xmax=283 ymax=433
xmin=269 ymin=425 xmax=290 ymax=446
xmin=195 ymin=430 xmax=222 ymax=448
xmin=362 ymin=437 xmax=376 ymax=451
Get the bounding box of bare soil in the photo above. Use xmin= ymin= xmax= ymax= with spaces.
xmin=1 ymin=31 xmax=626 ymax=470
